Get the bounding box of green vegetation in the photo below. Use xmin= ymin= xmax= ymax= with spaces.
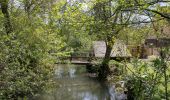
xmin=0 ymin=0 xmax=170 ymax=99
xmin=107 ymin=56 xmax=170 ymax=99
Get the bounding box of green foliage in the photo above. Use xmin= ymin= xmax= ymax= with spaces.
xmin=0 ymin=20 xmax=55 ymax=99
xmin=0 ymin=0 xmax=66 ymax=99
xmin=123 ymin=59 xmax=170 ymax=99
xmin=118 ymin=26 xmax=150 ymax=45
xmin=51 ymin=1 xmax=94 ymax=52
xmin=0 ymin=0 xmax=170 ymax=99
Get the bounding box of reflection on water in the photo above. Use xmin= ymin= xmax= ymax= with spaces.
xmin=34 ymin=64 xmax=121 ymax=100
xmin=68 ymin=67 xmax=76 ymax=78
xmin=109 ymin=85 xmax=116 ymax=100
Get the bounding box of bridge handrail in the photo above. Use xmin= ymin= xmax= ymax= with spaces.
xmin=71 ymin=52 xmax=90 ymax=57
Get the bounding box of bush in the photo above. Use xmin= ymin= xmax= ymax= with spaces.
xmin=123 ymin=59 xmax=170 ymax=99
xmin=0 ymin=23 xmax=55 ymax=99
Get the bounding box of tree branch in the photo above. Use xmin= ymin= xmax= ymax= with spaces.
xmin=145 ymin=9 xmax=170 ymax=20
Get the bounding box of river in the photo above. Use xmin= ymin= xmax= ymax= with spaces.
xmin=33 ymin=64 xmax=125 ymax=100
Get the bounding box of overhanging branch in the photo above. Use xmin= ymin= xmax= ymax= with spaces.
xmin=145 ymin=9 xmax=170 ymax=20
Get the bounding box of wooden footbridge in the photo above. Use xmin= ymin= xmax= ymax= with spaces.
xmin=70 ymin=52 xmax=91 ymax=65
xmin=67 ymin=41 xmax=132 ymax=65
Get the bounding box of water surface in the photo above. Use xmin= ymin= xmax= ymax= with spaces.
xmin=35 ymin=64 xmax=117 ymax=100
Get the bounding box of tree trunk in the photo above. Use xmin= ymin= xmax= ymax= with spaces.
xmin=99 ymin=40 xmax=113 ymax=80
xmin=1 ymin=0 xmax=12 ymax=34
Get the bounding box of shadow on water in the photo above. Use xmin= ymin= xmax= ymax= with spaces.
xmin=33 ymin=64 xmax=120 ymax=100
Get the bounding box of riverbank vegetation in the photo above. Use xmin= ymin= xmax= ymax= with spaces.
xmin=107 ymin=57 xmax=170 ymax=99
xmin=0 ymin=0 xmax=170 ymax=99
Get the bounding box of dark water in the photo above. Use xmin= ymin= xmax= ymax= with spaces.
xmin=34 ymin=64 xmax=120 ymax=100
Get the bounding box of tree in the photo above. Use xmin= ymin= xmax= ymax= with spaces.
xmin=90 ymin=0 xmax=170 ymax=80
xmin=0 ymin=0 xmax=12 ymax=34
xmin=89 ymin=0 xmax=135 ymax=80
xmin=0 ymin=0 xmax=67 ymax=99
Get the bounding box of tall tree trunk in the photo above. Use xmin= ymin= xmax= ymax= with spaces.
xmin=99 ymin=37 xmax=113 ymax=80
xmin=1 ymin=0 xmax=12 ymax=34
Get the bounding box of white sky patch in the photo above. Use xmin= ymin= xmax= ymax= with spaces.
xmin=81 ymin=3 xmax=88 ymax=11
xmin=130 ymin=14 xmax=151 ymax=24
xmin=13 ymin=0 xmax=21 ymax=7
xmin=159 ymin=2 xmax=170 ymax=6
xmin=12 ymin=0 xmax=24 ymax=9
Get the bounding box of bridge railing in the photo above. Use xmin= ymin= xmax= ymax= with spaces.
xmin=71 ymin=52 xmax=90 ymax=58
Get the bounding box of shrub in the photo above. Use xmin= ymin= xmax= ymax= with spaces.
xmin=0 ymin=24 xmax=55 ymax=99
